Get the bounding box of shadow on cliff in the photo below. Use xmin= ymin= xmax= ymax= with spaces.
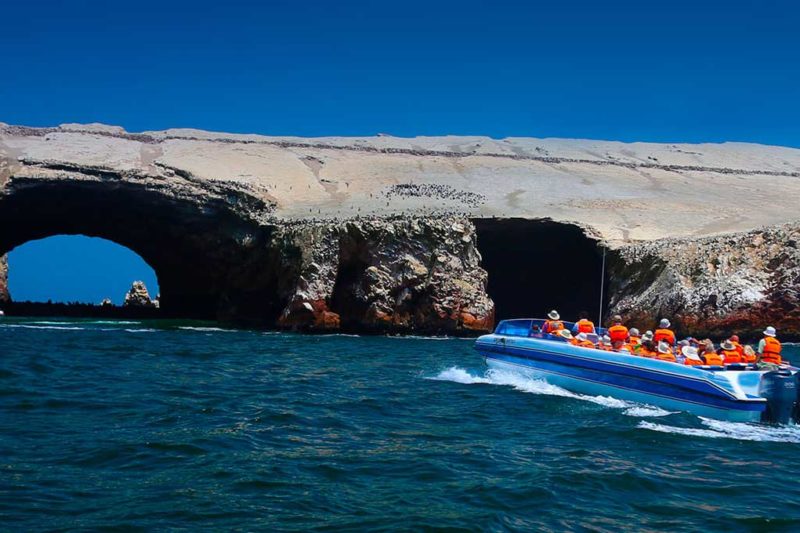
xmin=473 ymin=218 xmax=610 ymax=323
xmin=0 ymin=179 xmax=283 ymax=322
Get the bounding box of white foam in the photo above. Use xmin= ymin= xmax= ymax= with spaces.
xmin=123 ymin=328 xmax=157 ymax=333
xmin=178 ymin=326 xmax=231 ymax=332
xmin=0 ymin=324 xmax=85 ymax=331
xmin=639 ymin=418 xmax=800 ymax=443
xmin=429 ymin=367 xmax=673 ymax=416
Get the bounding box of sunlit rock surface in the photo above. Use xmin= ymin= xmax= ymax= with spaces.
xmin=2 ymin=122 xmax=800 ymax=335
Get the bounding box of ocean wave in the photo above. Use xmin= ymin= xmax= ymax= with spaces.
xmin=123 ymin=328 xmax=158 ymax=333
xmin=178 ymin=326 xmax=232 ymax=332
xmin=639 ymin=418 xmax=800 ymax=443
xmin=428 ymin=367 xmax=673 ymax=417
xmin=0 ymin=324 xmax=86 ymax=331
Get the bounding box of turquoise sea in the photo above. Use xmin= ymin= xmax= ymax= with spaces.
xmin=2 ymin=317 xmax=800 ymax=531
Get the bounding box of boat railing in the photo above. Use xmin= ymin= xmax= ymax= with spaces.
xmin=494 ymin=318 xmax=607 ymax=338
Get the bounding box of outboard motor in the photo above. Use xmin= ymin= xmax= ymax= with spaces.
xmin=759 ymin=369 xmax=797 ymax=424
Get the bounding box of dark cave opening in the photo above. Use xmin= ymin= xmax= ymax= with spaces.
xmin=473 ymin=218 xmax=610 ymax=324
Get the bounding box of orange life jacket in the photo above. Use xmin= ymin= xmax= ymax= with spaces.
xmin=684 ymin=357 xmax=703 ymax=366
xmin=608 ymin=324 xmax=629 ymax=343
xmin=577 ymin=340 xmax=596 ymax=349
xmin=703 ymin=352 xmax=724 ymax=365
xmin=761 ymin=337 xmax=782 ymax=364
xmin=575 ymin=319 xmax=595 ymax=333
xmin=637 ymin=346 xmax=656 ymax=358
xmin=744 ymin=350 xmax=757 ymax=364
xmin=598 ymin=343 xmax=613 ymax=351
xmin=721 ymin=349 xmax=743 ymax=364
xmin=618 ymin=344 xmax=633 ymax=354
xmin=544 ymin=320 xmax=565 ymax=334
xmin=656 ymin=349 xmax=676 ymax=362
xmin=629 ymin=336 xmax=641 ymax=346
xmin=654 ymin=328 xmax=676 ymax=345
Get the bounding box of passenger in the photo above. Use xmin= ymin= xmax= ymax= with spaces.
xmin=729 ymin=335 xmax=745 ymax=358
xmin=656 ymin=341 xmax=676 ymax=362
xmin=607 ymin=315 xmax=629 ymax=344
xmin=575 ymin=332 xmax=596 ymax=348
xmin=628 ymin=327 xmax=642 ymax=348
xmin=719 ymin=340 xmax=743 ymax=364
xmin=743 ymin=345 xmax=757 ymax=364
xmin=681 ymin=345 xmax=704 ymax=366
xmin=543 ymin=310 xmax=566 ymax=335
xmin=698 ymin=339 xmax=715 ymax=359
xmin=637 ymin=331 xmax=657 ymax=357
xmin=613 ymin=340 xmax=633 ymax=354
xmin=758 ymin=326 xmax=782 ymax=365
xmin=558 ymin=329 xmax=578 ymax=345
xmin=654 ymin=319 xmax=676 ymax=346
xmin=572 ymin=311 xmax=596 ymax=335
xmin=702 ymin=348 xmax=724 ymax=366
xmin=598 ymin=334 xmax=613 ymax=351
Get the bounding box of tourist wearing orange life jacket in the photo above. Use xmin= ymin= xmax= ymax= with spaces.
xmin=628 ymin=328 xmax=642 ymax=348
xmin=542 ymin=310 xmax=566 ymax=335
xmin=743 ymin=345 xmax=757 ymax=364
xmin=681 ymin=345 xmax=704 ymax=366
xmin=653 ymin=318 xmax=676 ymax=346
xmin=655 ymin=341 xmax=676 ymax=362
xmin=702 ymin=346 xmax=724 ymax=366
xmin=719 ymin=339 xmax=743 ymax=364
xmin=758 ymin=326 xmax=782 ymax=365
xmin=607 ymin=315 xmax=629 ymax=344
xmin=728 ymin=335 xmax=745 ymax=358
xmin=613 ymin=341 xmax=633 ymax=354
xmin=557 ymin=329 xmax=578 ymax=345
xmin=572 ymin=311 xmax=596 ymax=335
xmin=575 ymin=332 xmax=596 ymax=349
xmin=636 ymin=331 xmax=657 ymax=358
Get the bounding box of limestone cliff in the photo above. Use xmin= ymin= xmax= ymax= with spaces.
xmin=0 ymin=254 xmax=8 ymax=303
xmin=609 ymin=223 xmax=800 ymax=339
xmin=2 ymin=122 xmax=800 ymax=336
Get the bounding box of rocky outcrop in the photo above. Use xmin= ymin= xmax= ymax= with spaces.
xmin=609 ymin=223 xmax=800 ymax=339
xmin=123 ymin=281 xmax=157 ymax=308
xmin=272 ymin=217 xmax=493 ymax=334
xmin=3 ymin=123 xmax=800 ymax=335
xmin=0 ymin=254 xmax=8 ymax=303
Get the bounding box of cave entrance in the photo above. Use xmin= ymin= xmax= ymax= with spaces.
xmin=473 ymin=218 xmax=609 ymax=324
xmin=5 ymin=235 xmax=160 ymax=316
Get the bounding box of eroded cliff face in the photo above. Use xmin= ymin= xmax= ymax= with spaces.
xmin=609 ymin=223 xmax=800 ymax=339
xmin=270 ymin=217 xmax=494 ymax=334
xmin=0 ymin=254 xmax=8 ymax=303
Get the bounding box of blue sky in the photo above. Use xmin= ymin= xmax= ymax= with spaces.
xmin=2 ymin=0 xmax=798 ymax=303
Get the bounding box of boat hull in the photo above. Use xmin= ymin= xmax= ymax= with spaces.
xmin=476 ymin=334 xmax=767 ymax=423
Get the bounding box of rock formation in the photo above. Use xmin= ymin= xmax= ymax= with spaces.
xmin=0 ymin=254 xmax=8 ymax=304
xmin=123 ymin=281 xmax=157 ymax=308
xmin=2 ymin=122 xmax=800 ymax=336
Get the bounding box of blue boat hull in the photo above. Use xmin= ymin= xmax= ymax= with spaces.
xmin=475 ymin=334 xmax=767 ymax=423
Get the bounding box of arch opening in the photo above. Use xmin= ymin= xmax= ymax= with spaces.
xmin=0 ymin=179 xmax=284 ymax=323
xmin=473 ymin=218 xmax=610 ymax=324
xmin=5 ymin=235 xmax=160 ymax=317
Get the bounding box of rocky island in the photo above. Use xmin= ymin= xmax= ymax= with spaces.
xmin=1 ymin=123 xmax=799 ymax=337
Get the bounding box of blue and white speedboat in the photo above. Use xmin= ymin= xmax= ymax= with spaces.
xmin=475 ymin=319 xmax=800 ymax=423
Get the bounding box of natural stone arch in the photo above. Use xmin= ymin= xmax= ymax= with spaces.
xmin=0 ymin=177 xmax=278 ymax=320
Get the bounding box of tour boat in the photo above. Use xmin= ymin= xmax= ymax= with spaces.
xmin=474 ymin=319 xmax=799 ymax=423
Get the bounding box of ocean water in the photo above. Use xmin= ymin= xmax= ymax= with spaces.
xmin=2 ymin=318 xmax=800 ymax=531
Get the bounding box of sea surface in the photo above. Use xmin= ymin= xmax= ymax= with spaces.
xmin=2 ymin=317 xmax=800 ymax=531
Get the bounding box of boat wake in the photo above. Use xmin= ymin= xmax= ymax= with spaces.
xmin=429 ymin=367 xmax=673 ymax=418
xmin=638 ymin=419 xmax=800 ymax=443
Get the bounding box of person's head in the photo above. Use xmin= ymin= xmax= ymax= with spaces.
xmin=577 ymin=332 xmax=588 ymax=342
xmin=721 ymin=340 xmax=735 ymax=351
xmin=678 ymin=339 xmax=690 ymax=348
xmin=579 ymin=311 xmax=589 ymax=320
xmin=682 ymin=346 xmax=700 ymax=360
xmin=602 ymin=335 xmax=611 ymax=344
xmin=730 ymin=334 xmax=740 ymax=343
xmin=612 ymin=314 xmax=623 ymax=325
xmin=659 ymin=318 xmax=671 ymax=329
xmin=612 ymin=341 xmax=624 ymax=350
xmin=764 ymin=326 xmax=777 ymax=337
xmin=558 ymin=329 xmax=573 ymax=341
xmin=629 ymin=328 xmax=640 ymax=337
xmin=642 ymin=331 xmax=654 ymax=342
xmin=657 ymin=341 xmax=671 ymax=354
xmin=548 ymin=310 xmax=560 ymax=321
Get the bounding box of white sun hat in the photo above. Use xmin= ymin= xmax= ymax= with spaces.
xmin=763 ymin=326 xmax=777 ymax=337
xmin=659 ymin=318 xmax=671 ymax=328
xmin=548 ymin=310 xmax=560 ymax=320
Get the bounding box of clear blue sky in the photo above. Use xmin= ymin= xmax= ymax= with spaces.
xmin=2 ymin=0 xmax=798 ymax=303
